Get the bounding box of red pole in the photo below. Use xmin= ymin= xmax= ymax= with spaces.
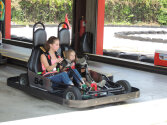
xmin=5 ymin=0 xmax=11 ymax=39
xmin=96 ymin=0 xmax=105 ymax=55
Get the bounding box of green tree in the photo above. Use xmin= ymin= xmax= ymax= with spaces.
xmin=11 ymin=0 xmax=72 ymax=24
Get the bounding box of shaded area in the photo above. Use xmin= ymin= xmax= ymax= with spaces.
xmin=0 ymin=64 xmax=76 ymax=122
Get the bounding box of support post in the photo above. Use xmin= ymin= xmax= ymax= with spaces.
xmin=5 ymin=0 xmax=11 ymax=39
xmin=96 ymin=0 xmax=105 ymax=55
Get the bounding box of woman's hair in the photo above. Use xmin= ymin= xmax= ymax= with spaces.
xmin=44 ymin=36 xmax=59 ymax=51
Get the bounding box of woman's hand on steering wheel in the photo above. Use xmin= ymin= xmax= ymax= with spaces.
xmin=56 ymin=58 xmax=63 ymax=63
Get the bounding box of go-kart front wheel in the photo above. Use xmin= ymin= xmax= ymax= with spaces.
xmin=63 ymin=86 xmax=82 ymax=100
xmin=116 ymin=80 xmax=132 ymax=93
xmin=19 ymin=73 xmax=28 ymax=86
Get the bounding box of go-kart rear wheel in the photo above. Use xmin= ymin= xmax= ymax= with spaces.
xmin=63 ymin=86 xmax=82 ymax=100
xmin=19 ymin=73 xmax=28 ymax=86
xmin=116 ymin=80 xmax=132 ymax=93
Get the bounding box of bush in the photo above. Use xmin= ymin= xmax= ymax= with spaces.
xmin=105 ymin=0 xmax=162 ymax=25
xmin=158 ymin=0 xmax=167 ymax=25
xmin=11 ymin=0 xmax=73 ymax=24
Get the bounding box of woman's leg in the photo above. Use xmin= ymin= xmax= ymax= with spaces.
xmin=48 ymin=72 xmax=73 ymax=86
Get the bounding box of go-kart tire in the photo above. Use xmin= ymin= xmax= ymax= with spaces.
xmin=116 ymin=80 xmax=132 ymax=93
xmin=19 ymin=73 xmax=28 ymax=86
xmin=63 ymin=86 xmax=82 ymax=100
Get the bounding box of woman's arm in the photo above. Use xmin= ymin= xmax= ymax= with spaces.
xmin=41 ymin=54 xmax=57 ymax=72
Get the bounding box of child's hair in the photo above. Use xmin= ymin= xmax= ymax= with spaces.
xmin=65 ymin=49 xmax=77 ymax=62
xmin=65 ymin=49 xmax=75 ymax=59
xmin=44 ymin=36 xmax=59 ymax=51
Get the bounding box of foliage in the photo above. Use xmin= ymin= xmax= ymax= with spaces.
xmin=11 ymin=0 xmax=167 ymax=25
xmin=11 ymin=0 xmax=72 ymax=24
xmin=157 ymin=0 xmax=167 ymax=25
xmin=105 ymin=0 xmax=162 ymax=25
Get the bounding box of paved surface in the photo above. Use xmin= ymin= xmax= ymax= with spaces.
xmin=1 ymin=62 xmax=167 ymax=124
xmin=103 ymin=26 xmax=167 ymax=55
xmin=0 ymin=64 xmax=76 ymax=122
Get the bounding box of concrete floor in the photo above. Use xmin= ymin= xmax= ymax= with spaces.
xmin=1 ymin=62 xmax=167 ymax=124
xmin=0 ymin=64 xmax=77 ymax=122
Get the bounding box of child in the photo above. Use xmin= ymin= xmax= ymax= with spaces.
xmin=64 ymin=49 xmax=85 ymax=87
xmin=65 ymin=49 xmax=106 ymax=88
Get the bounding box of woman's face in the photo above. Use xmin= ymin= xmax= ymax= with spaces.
xmin=50 ymin=40 xmax=59 ymax=52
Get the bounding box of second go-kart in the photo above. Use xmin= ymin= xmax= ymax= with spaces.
xmin=7 ymin=22 xmax=140 ymax=108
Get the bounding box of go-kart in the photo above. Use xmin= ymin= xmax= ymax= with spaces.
xmin=7 ymin=22 xmax=140 ymax=108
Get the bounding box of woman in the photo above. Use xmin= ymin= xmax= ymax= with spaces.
xmin=41 ymin=36 xmax=74 ymax=86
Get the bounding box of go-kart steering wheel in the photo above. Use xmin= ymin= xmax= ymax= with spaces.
xmin=60 ymin=59 xmax=72 ymax=69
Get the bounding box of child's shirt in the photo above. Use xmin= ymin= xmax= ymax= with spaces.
xmin=71 ymin=62 xmax=75 ymax=69
xmin=65 ymin=62 xmax=75 ymax=71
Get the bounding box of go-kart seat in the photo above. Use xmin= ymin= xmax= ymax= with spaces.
xmin=58 ymin=22 xmax=71 ymax=57
xmin=27 ymin=22 xmax=47 ymax=74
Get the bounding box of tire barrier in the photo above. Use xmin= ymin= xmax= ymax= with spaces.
xmin=118 ymin=52 xmax=139 ymax=61
xmin=11 ymin=35 xmax=33 ymax=43
xmin=103 ymin=50 xmax=120 ymax=57
xmin=138 ymin=55 xmax=154 ymax=63
xmin=115 ymin=31 xmax=167 ymax=43
xmin=103 ymin=50 xmax=154 ymax=64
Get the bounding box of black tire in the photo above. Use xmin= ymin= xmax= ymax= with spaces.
xmin=19 ymin=73 xmax=28 ymax=86
xmin=116 ymin=80 xmax=132 ymax=93
xmin=63 ymin=86 xmax=82 ymax=100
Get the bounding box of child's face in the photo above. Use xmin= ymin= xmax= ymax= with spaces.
xmin=50 ymin=40 xmax=59 ymax=52
xmin=69 ymin=52 xmax=75 ymax=61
